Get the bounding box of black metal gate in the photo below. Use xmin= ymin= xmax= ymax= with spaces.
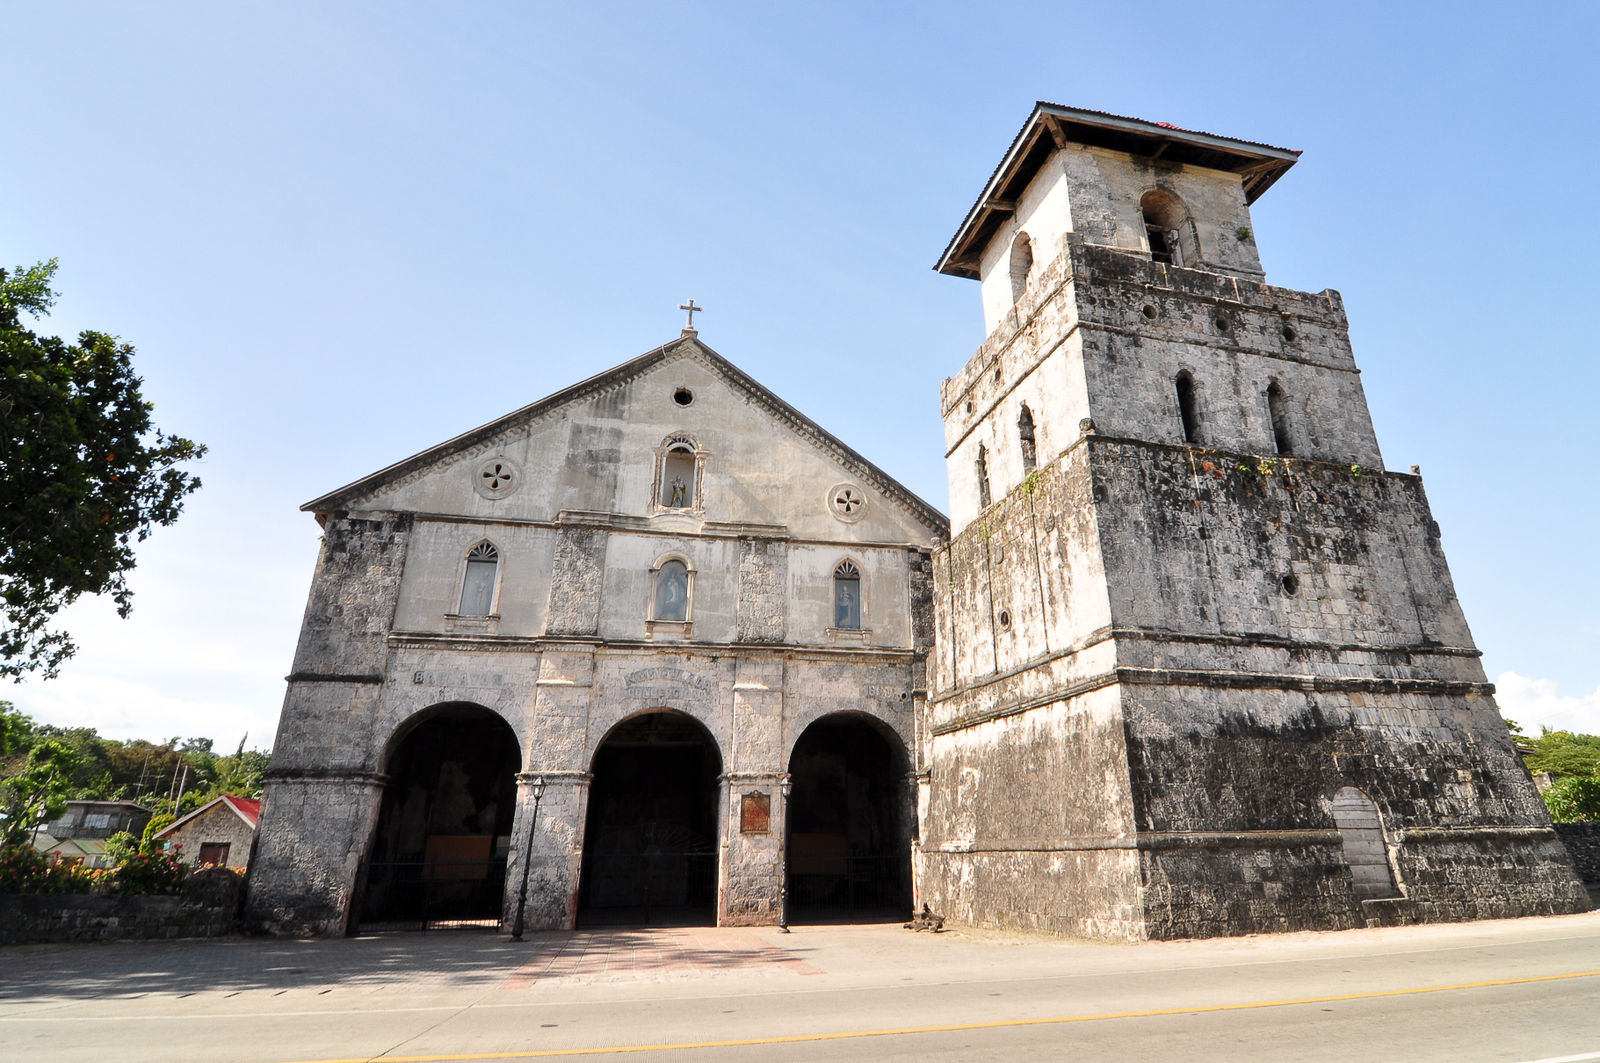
xmin=354 ymin=858 xmax=508 ymax=932
xmin=578 ymin=850 xmax=718 ymax=926
xmin=788 ymin=854 xmax=911 ymax=923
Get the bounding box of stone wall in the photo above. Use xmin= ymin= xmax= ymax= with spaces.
xmin=1556 ymin=823 xmax=1600 ymax=883
xmin=1 ymin=869 xmax=241 ymax=945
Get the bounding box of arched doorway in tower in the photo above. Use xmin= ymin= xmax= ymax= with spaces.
xmin=786 ymin=713 xmax=912 ymax=923
xmin=578 ymin=711 xmax=722 ymax=926
xmin=358 ymin=703 xmax=522 ymax=931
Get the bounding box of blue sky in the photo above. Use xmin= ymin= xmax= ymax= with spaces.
xmin=7 ymin=1 xmax=1599 ymax=747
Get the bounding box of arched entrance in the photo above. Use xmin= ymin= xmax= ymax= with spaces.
xmin=786 ymin=713 xmax=912 ymax=923
xmin=578 ymin=711 xmax=721 ymax=926
xmin=357 ymin=704 xmax=521 ymax=931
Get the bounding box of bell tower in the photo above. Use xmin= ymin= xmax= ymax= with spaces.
xmin=918 ymin=103 xmax=1586 ymax=939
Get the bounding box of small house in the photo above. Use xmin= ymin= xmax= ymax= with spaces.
xmin=155 ymin=795 xmax=261 ymax=870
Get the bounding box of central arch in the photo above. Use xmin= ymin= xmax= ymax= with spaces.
xmin=578 ymin=710 xmax=722 ymax=926
xmin=358 ymin=703 xmax=521 ymax=930
xmin=786 ymin=712 xmax=913 ymax=923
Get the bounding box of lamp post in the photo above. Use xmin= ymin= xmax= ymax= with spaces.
xmin=777 ymin=776 xmax=792 ymax=934
xmin=509 ymin=774 xmax=546 ymax=943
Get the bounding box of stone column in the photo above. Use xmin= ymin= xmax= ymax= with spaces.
xmin=501 ymin=644 xmax=597 ymax=931
xmin=719 ymin=657 xmax=786 ymax=925
xmin=502 ymin=770 xmax=592 ymax=932
xmin=244 ymin=513 xmax=411 ymax=937
xmin=720 ymin=771 xmax=789 ymax=925
xmin=245 ymin=770 xmax=386 ymax=937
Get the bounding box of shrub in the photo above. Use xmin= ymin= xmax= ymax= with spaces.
xmin=1543 ymin=776 xmax=1600 ymax=823
xmin=0 ymin=844 xmax=109 ymax=894
xmin=113 ymin=845 xmax=189 ymax=894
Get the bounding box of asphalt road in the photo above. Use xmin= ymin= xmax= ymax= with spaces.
xmin=4 ymin=913 xmax=1600 ymax=1062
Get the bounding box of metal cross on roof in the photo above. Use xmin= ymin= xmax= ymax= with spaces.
xmin=679 ymin=299 xmax=704 ymax=330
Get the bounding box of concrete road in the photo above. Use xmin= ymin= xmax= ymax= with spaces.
xmin=4 ymin=913 xmax=1600 ymax=1062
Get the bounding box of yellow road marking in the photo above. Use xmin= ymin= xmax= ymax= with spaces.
xmin=273 ymin=967 xmax=1600 ymax=1063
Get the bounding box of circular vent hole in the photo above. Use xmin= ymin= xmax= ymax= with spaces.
xmin=1215 ymin=315 xmax=1231 ymax=332
xmin=1282 ymin=325 xmax=1297 ymax=343
xmin=1282 ymin=573 xmax=1300 ymax=596
xmin=997 ymin=609 xmax=1011 ymax=630
xmin=1142 ymin=305 xmax=1158 ymax=320
xmin=672 ymin=387 xmax=694 ymax=407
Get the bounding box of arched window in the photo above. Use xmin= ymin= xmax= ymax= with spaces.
xmin=1140 ymin=190 xmax=1192 ymax=268
xmin=458 ymin=542 xmax=499 ymax=616
xmin=1008 ymin=232 xmax=1034 ymax=304
xmin=975 ymin=444 xmax=992 ymax=509
xmin=1267 ymin=380 xmax=1294 ymax=455
xmin=833 ymin=560 xmax=861 ymax=630
xmin=1331 ymin=787 xmax=1400 ymax=901
xmin=1018 ymin=404 xmax=1037 ymax=473
xmin=1175 ymin=371 xmax=1202 ymax=444
xmin=653 ymin=559 xmax=690 ymax=622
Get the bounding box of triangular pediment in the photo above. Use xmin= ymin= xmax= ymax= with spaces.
xmin=306 ymin=335 xmax=947 ymax=543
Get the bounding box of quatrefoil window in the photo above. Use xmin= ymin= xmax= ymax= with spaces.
xmin=828 ymin=483 xmax=867 ymax=523
xmin=474 ymin=457 xmax=521 ymax=499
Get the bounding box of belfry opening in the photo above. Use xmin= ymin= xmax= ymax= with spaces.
xmin=786 ymin=713 xmax=912 ymax=923
xmin=578 ymin=711 xmax=721 ymax=926
xmin=358 ymin=704 xmax=521 ymax=930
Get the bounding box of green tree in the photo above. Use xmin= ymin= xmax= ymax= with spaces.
xmin=0 ymin=737 xmax=82 ymax=847
xmin=1543 ymin=776 xmax=1600 ymax=823
xmin=1 ymin=259 xmax=205 ymax=679
xmin=1522 ymin=730 xmax=1600 ymax=779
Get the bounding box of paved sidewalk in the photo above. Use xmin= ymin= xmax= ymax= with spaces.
xmin=0 ymin=925 xmax=833 ymax=1001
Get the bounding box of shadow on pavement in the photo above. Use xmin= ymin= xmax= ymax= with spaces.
xmin=0 ymin=926 xmax=816 ymax=1000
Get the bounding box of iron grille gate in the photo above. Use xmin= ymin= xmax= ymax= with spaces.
xmin=788 ymin=854 xmax=911 ymax=922
xmin=355 ymin=858 xmax=508 ymax=932
xmin=579 ymin=850 xmax=719 ymax=926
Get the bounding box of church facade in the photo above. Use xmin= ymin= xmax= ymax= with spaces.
xmin=245 ymin=104 xmax=1587 ymax=938
xmin=243 ymin=339 xmax=944 ymax=934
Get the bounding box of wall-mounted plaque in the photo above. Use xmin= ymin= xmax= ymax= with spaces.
xmin=740 ymin=791 xmax=771 ymax=834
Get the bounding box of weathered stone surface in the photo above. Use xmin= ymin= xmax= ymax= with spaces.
xmin=1555 ymin=823 xmax=1600 ymax=884
xmin=736 ymin=539 xmax=786 ymax=642
xmin=247 ymin=337 xmax=946 ymax=936
xmin=922 ymin=108 xmax=1587 ymax=940
xmin=2 ymin=870 xmax=241 ymax=945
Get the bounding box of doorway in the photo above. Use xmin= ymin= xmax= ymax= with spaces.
xmin=786 ymin=713 xmax=912 ymax=923
xmin=578 ymin=711 xmax=721 ymax=926
xmin=358 ymin=704 xmax=521 ymax=931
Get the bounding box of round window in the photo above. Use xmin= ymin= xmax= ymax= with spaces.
xmin=473 ymin=457 xmax=521 ymax=500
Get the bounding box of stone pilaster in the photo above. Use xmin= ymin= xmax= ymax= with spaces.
xmin=503 ymin=770 xmax=592 ymax=931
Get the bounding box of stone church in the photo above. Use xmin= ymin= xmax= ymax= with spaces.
xmin=245 ymin=104 xmax=1587 ymax=939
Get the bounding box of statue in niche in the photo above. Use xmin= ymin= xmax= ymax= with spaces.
xmin=669 ymin=475 xmax=688 ymax=508
xmin=655 ymin=560 xmax=688 ymax=621
xmin=835 ymin=580 xmax=859 ymax=628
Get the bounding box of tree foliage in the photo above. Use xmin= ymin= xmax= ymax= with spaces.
xmin=1 ymin=259 xmax=205 ymax=679
xmin=1543 ymin=776 xmax=1600 ymax=824
xmin=1519 ymin=729 xmax=1600 ymax=780
xmin=0 ymin=703 xmax=269 ymax=841
xmin=0 ymin=735 xmax=81 ymax=848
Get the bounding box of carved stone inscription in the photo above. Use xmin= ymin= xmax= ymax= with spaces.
xmin=625 ymin=666 xmax=712 ymax=705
